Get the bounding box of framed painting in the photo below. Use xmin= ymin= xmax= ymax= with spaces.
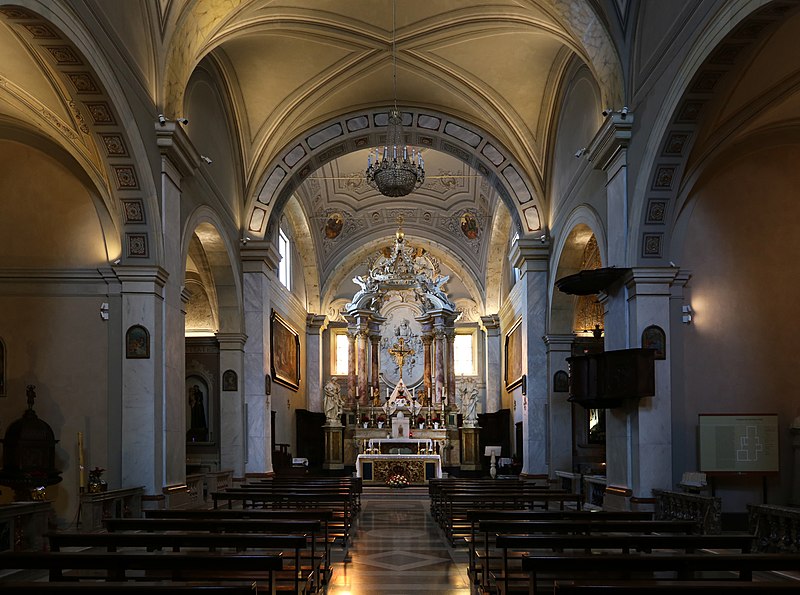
xmin=222 ymin=369 xmax=238 ymax=391
xmin=504 ymin=319 xmax=523 ymax=390
xmin=125 ymin=324 xmax=150 ymax=359
xmin=271 ymin=310 xmax=300 ymax=390
xmin=641 ymin=324 xmax=666 ymax=360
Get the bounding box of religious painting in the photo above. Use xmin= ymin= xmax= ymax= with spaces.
xmin=641 ymin=324 xmax=666 ymax=360
xmin=222 ymin=369 xmax=238 ymax=391
xmin=504 ymin=319 xmax=523 ymax=390
xmin=271 ymin=310 xmax=300 ymax=390
xmin=0 ymin=337 xmax=5 ymax=396
xmin=325 ymin=212 xmax=344 ymax=239
xmin=125 ymin=324 xmax=150 ymax=359
xmin=460 ymin=211 xmax=479 ymax=240
xmin=553 ymin=370 xmax=569 ymax=393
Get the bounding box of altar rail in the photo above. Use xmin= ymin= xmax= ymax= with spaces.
xmin=79 ymin=486 xmax=143 ymax=531
xmin=653 ymin=489 xmax=721 ymax=534
xmin=748 ymin=503 xmax=800 ymax=552
xmin=0 ymin=501 xmax=50 ymax=551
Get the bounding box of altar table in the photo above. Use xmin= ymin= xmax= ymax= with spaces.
xmin=356 ymin=454 xmax=442 ymax=484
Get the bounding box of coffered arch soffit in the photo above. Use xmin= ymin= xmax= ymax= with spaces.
xmin=0 ymin=3 xmax=162 ymax=263
xmin=629 ymin=0 xmax=799 ymax=264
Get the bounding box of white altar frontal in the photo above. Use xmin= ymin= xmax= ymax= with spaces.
xmin=356 ymin=453 xmax=442 ymax=484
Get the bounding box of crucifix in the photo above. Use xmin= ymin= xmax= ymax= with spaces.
xmin=388 ymin=337 xmax=414 ymax=381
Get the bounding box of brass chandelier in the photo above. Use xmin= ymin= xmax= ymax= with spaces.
xmin=365 ymin=1 xmax=425 ymax=198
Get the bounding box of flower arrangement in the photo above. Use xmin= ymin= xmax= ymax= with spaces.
xmin=386 ymin=473 xmax=410 ymax=488
xmin=377 ymin=414 xmax=386 ymax=423
xmin=88 ymin=467 xmax=105 ymax=481
xmin=360 ymin=413 xmax=371 ymax=423
xmin=416 ymin=415 xmax=426 ymax=425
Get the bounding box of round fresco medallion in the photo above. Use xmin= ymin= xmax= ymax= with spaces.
xmin=325 ymin=212 xmax=344 ymax=239
xmin=460 ymin=211 xmax=479 ymax=240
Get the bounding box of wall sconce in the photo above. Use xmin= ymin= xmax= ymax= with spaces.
xmin=681 ymin=305 xmax=693 ymax=324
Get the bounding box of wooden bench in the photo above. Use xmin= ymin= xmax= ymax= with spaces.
xmin=491 ymin=533 xmax=754 ymax=595
xmin=142 ymin=508 xmax=335 ymax=586
xmin=518 ymin=552 xmax=800 ymax=595
xmin=553 ymin=580 xmax=800 ymax=594
xmin=47 ymin=532 xmax=308 ymax=594
xmin=0 ymin=551 xmax=282 ymax=594
xmin=0 ymin=582 xmax=259 ymax=594
xmin=104 ymin=518 xmax=323 ymax=593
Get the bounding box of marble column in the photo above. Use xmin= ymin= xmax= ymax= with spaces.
xmin=118 ymin=267 xmax=168 ymax=494
xmin=370 ymin=333 xmax=380 ymax=399
xmin=446 ymin=329 xmax=456 ymax=407
xmin=480 ymin=315 xmax=502 ymax=413
xmin=509 ymin=238 xmax=550 ymax=477
xmin=422 ymin=334 xmax=433 ymax=403
xmin=217 ymin=332 xmax=247 ymax=476
xmin=347 ymin=329 xmax=356 ymax=407
xmin=306 ymin=314 xmax=327 ymax=414
xmin=434 ymin=327 xmax=445 ymax=404
xmin=544 ymin=334 xmax=575 ymax=476
xmin=241 ymin=241 xmax=280 ymax=476
xmin=356 ymin=329 xmax=368 ymax=406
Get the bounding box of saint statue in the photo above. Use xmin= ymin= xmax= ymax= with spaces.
xmin=461 ymin=382 xmax=479 ymax=427
xmin=187 ymin=384 xmax=209 ymax=441
xmin=323 ymin=378 xmax=344 ymax=425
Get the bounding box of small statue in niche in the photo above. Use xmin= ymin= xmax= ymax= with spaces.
xmin=187 ymin=384 xmax=208 ymax=442
xmin=460 ymin=381 xmax=479 ymax=428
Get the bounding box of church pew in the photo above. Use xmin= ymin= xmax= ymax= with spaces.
xmin=247 ymin=477 xmax=362 ymax=509
xmin=464 ymin=510 xmax=654 ymax=583
xmin=47 ymin=532 xmax=308 ymax=594
xmin=0 ymin=551 xmax=282 ymax=594
xmin=553 ymin=580 xmax=800 ymax=594
xmin=104 ymin=518 xmax=322 ymax=593
xmin=490 ymin=533 xmax=754 ymax=595
xmin=142 ymin=508 xmax=335 ymax=588
xmin=0 ymin=583 xmax=259 ymax=594
xmin=514 ymin=552 xmax=800 ymax=595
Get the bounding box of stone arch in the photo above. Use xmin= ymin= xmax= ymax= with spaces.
xmin=282 ymin=196 xmax=321 ymax=313
xmin=629 ymin=0 xmax=796 ymax=264
xmin=182 ymin=207 xmax=243 ymax=336
xmin=247 ymin=107 xmax=544 ymax=241
xmin=550 ymin=206 xmax=606 ymax=334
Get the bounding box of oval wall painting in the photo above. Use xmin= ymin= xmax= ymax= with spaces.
xmin=325 ymin=213 xmax=344 ymax=239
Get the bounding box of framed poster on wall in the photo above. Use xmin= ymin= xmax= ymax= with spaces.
xmin=271 ymin=310 xmax=300 ymax=390
xmin=504 ymin=319 xmax=523 ymax=390
xmin=698 ymin=413 xmax=779 ymax=474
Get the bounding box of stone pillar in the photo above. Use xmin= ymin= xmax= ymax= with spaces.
xmin=118 ymin=267 xmax=168 ymax=494
xmin=481 ymin=314 xmax=502 ymax=413
xmin=544 ymin=334 xmax=575 ymax=476
xmin=434 ymin=327 xmax=445 ymax=404
xmin=509 ymin=238 xmax=550 ymax=477
xmin=241 ymin=242 xmax=280 ymax=476
xmin=217 ymin=333 xmax=247 ymax=476
xmin=603 ymin=267 xmax=682 ymax=509
xmin=446 ymin=329 xmax=456 ymax=407
xmin=306 ymin=314 xmax=327 ymax=413
xmin=347 ymin=329 xmax=356 ymax=407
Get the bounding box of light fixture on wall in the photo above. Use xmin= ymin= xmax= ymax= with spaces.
xmin=365 ymin=0 xmax=425 ymax=197
xmin=682 ymin=305 xmax=693 ymax=324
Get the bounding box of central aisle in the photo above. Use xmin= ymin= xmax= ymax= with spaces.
xmin=327 ymin=486 xmax=471 ymax=594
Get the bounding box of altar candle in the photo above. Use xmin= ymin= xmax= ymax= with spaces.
xmin=77 ymin=432 xmax=85 ymax=488
xmin=355 ymin=385 xmax=359 ymax=397
xmin=386 ymin=387 xmax=390 ymax=400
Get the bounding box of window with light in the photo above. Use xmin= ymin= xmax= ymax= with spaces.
xmin=453 ymin=333 xmax=475 ymax=376
xmin=278 ymin=228 xmax=290 ymax=290
xmin=334 ymin=332 xmax=350 ymax=376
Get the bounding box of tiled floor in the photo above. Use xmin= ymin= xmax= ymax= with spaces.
xmin=326 ymin=487 xmax=471 ymax=594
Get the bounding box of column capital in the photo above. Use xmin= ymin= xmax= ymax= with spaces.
xmin=624 ymin=267 xmax=681 ymax=297
xmin=480 ymin=314 xmax=501 ymax=333
xmin=510 ymin=238 xmax=550 ymax=272
xmin=216 ymin=332 xmax=248 ymax=350
xmin=543 ymin=333 xmax=576 ymax=348
xmin=587 ymin=113 xmax=633 ymax=172
xmin=306 ymin=313 xmax=328 ymax=334
xmin=241 ymin=241 xmax=281 ymax=273
xmin=156 ymin=122 xmax=199 ymax=180
xmin=116 ymin=266 xmax=169 ymax=295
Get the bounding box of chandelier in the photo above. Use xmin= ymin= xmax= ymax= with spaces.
xmin=365 ymin=2 xmax=425 ymax=198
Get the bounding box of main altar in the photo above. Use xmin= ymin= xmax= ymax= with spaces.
xmin=322 ymin=222 xmax=483 ymax=481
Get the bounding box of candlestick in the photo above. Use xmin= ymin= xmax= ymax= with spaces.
xmin=77 ymin=432 xmax=85 ymax=490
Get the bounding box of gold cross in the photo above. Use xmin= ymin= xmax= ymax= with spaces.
xmin=388 ymin=337 xmax=414 ymax=380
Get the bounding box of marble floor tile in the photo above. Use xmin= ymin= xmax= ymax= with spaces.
xmin=327 ymin=489 xmax=471 ymax=594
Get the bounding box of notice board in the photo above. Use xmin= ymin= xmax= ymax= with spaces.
xmin=698 ymin=414 xmax=779 ymax=474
